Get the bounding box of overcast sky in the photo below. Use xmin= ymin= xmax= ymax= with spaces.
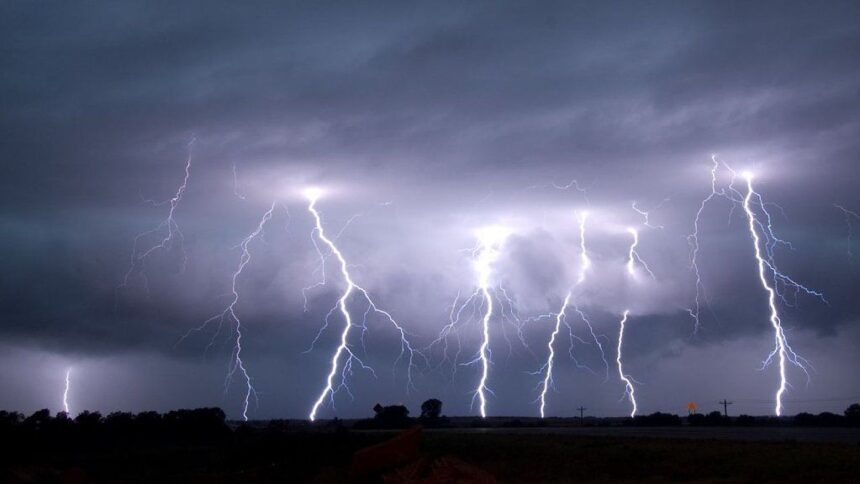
xmin=1 ymin=1 xmax=859 ymax=420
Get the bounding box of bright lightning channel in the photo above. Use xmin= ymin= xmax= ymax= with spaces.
xmin=120 ymin=140 xmax=195 ymax=293
xmin=687 ymin=157 xmax=825 ymax=331
xmin=63 ymin=368 xmax=71 ymax=415
xmin=178 ymin=201 xmax=283 ymax=421
xmin=616 ymin=310 xmax=637 ymax=417
xmin=305 ymin=188 xmax=423 ymax=422
xmin=626 ymin=228 xmax=655 ymax=279
xmin=536 ymin=211 xmax=608 ymax=418
xmin=741 ymin=172 xmax=810 ymax=416
xmin=427 ymin=227 xmax=512 ymax=418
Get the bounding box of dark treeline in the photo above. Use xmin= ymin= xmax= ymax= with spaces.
xmin=0 ymin=408 xmax=231 ymax=447
xmin=625 ymin=403 xmax=860 ymax=427
xmin=0 ymin=402 xmax=858 ymax=436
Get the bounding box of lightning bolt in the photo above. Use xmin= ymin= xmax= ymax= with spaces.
xmin=835 ymin=204 xmax=860 ymax=258
xmin=425 ymin=227 xmax=512 ymax=417
xmin=120 ymin=139 xmax=195 ymax=293
xmin=687 ymin=157 xmax=825 ymax=331
xmin=632 ymin=200 xmax=668 ymax=230
xmin=63 ymin=368 xmax=71 ymax=415
xmin=616 ymin=310 xmax=637 ymax=417
xmin=741 ymin=173 xmax=811 ymax=416
xmin=577 ymin=211 xmax=591 ymax=283
xmin=178 ymin=201 xmax=283 ymax=421
xmin=626 ymin=228 xmax=655 ymax=279
xmin=686 ymin=156 xmax=726 ymax=331
xmin=304 ymin=189 xmax=424 ymax=422
xmin=537 ymin=293 xmax=569 ymax=418
xmin=536 ymin=211 xmax=608 ymax=418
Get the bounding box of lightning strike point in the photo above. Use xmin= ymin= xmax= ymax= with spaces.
xmin=741 ymin=176 xmax=805 ymax=416
xmin=306 ymin=196 xmax=423 ymax=422
xmin=616 ymin=310 xmax=637 ymax=417
xmin=63 ymin=368 xmax=71 ymax=415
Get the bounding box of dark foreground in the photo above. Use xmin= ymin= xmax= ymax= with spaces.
xmin=3 ymin=426 xmax=860 ymax=482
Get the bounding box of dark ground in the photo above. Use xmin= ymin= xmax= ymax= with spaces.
xmin=3 ymin=425 xmax=860 ymax=483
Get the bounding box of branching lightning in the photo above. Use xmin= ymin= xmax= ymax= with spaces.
xmin=178 ymin=201 xmax=284 ymax=421
xmin=120 ymin=140 xmax=195 ymax=293
xmin=304 ymin=189 xmax=424 ymax=421
xmin=616 ymin=310 xmax=637 ymax=417
xmin=687 ymin=157 xmax=825 ymax=332
xmin=632 ymin=200 xmax=668 ymax=230
xmin=535 ymin=211 xmax=609 ymax=418
xmin=687 ymin=157 xmax=725 ymax=331
xmin=741 ymin=173 xmax=811 ymax=416
xmin=425 ymin=227 xmax=514 ymax=418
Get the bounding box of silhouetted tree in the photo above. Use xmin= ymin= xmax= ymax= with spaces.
xmin=845 ymin=403 xmax=860 ymax=426
xmin=794 ymin=412 xmax=816 ymax=426
xmin=632 ymin=412 xmax=682 ymax=426
xmin=687 ymin=413 xmax=705 ymax=426
xmin=817 ymin=412 xmax=844 ymax=427
xmin=74 ymin=411 xmax=102 ymax=428
xmin=24 ymin=409 xmax=52 ymax=431
xmin=420 ymin=399 xmax=442 ymax=419
xmin=735 ymin=414 xmax=756 ymax=427
xmin=0 ymin=410 xmax=23 ymax=428
xmin=358 ymin=403 xmax=412 ymax=429
xmin=705 ymin=411 xmax=727 ymax=426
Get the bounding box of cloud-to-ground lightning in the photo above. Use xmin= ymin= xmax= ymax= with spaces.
xmin=741 ymin=172 xmax=811 ymax=416
xmin=178 ymin=201 xmax=283 ymax=421
xmin=474 ymin=234 xmax=498 ymax=418
xmin=626 ymin=227 xmax=655 ymax=279
xmin=63 ymin=368 xmax=71 ymax=415
xmin=686 ymin=157 xmax=726 ymax=331
xmin=835 ymin=204 xmax=860 ymax=258
xmin=615 ymin=310 xmax=637 ymax=417
xmin=535 ymin=211 xmax=609 ymax=418
xmin=120 ymin=140 xmax=195 ymax=293
xmin=426 ymin=226 xmax=513 ymax=417
xmin=687 ymin=157 xmax=826 ymax=331
xmin=304 ymin=188 xmax=424 ymax=421
xmin=537 ymin=293 xmax=569 ymax=418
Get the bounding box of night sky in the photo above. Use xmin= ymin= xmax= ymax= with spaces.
xmin=1 ymin=1 xmax=859 ymax=420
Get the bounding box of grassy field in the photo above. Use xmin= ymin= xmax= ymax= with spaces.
xmin=4 ymin=427 xmax=860 ymax=482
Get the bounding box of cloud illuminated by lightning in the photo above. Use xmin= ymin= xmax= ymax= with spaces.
xmin=120 ymin=139 xmax=195 ymax=293
xmin=178 ymin=201 xmax=284 ymax=421
xmin=304 ymin=189 xmax=424 ymax=421
xmin=616 ymin=310 xmax=637 ymax=417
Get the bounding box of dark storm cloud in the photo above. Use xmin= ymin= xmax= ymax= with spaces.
xmin=1 ymin=1 xmax=859 ymax=418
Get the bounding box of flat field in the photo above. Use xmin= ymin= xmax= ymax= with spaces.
xmin=4 ymin=426 xmax=860 ymax=482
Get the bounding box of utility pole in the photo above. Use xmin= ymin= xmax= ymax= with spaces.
xmin=719 ymin=399 xmax=733 ymax=417
xmin=577 ymin=406 xmax=586 ymax=425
